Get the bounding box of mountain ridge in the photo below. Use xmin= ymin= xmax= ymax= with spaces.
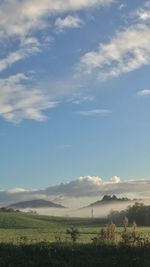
xmin=83 ymin=195 xmax=133 ymax=209
xmin=8 ymin=199 xmax=66 ymax=209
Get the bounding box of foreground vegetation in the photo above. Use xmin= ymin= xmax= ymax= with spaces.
xmin=0 ymin=242 xmax=149 ymax=267
xmin=0 ymin=205 xmax=149 ymax=266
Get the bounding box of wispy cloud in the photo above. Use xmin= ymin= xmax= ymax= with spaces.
xmin=0 ymin=74 xmax=58 ymax=123
xmin=0 ymin=0 xmax=114 ymax=40
xmin=119 ymin=4 xmax=126 ymax=10
xmin=55 ymin=15 xmax=84 ymax=31
xmin=69 ymin=95 xmax=94 ymax=105
xmin=76 ymin=109 xmax=111 ymax=116
xmin=135 ymin=2 xmax=150 ymax=22
xmin=79 ymin=3 xmax=150 ymax=80
xmin=137 ymin=89 xmax=150 ymax=96
xmin=0 ymin=38 xmax=41 ymax=73
xmin=80 ymin=24 xmax=150 ymax=80
xmin=0 ymin=0 xmax=114 ymax=123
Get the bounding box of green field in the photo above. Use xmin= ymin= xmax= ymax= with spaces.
xmin=0 ymin=212 xmax=149 ymax=244
xmin=0 ymin=212 xmax=106 ymax=243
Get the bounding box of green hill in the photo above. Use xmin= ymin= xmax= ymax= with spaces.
xmin=0 ymin=212 xmax=66 ymax=229
xmin=0 ymin=211 xmax=106 ymax=230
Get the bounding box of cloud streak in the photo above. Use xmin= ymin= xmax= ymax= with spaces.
xmin=0 ymin=0 xmax=114 ymax=40
xmin=76 ymin=109 xmax=111 ymax=116
xmin=137 ymin=89 xmax=150 ymax=96
xmin=0 ymin=0 xmax=114 ymax=123
xmin=0 ymin=38 xmax=41 ymax=73
xmin=0 ymin=73 xmax=58 ymax=123
xmin=80 ymin=24 xmax=150 ymax=79
xmin=79 ymin=3 xmax=150 ymax=80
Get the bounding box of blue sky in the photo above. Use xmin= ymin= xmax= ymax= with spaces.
xmin=0 ymin=0 xmax=150 ymax=193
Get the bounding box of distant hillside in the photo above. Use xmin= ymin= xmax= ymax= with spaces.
xmin=8 ymin=199 xmax=66 ymax=209
xmin=84 ymin=195 xmax=131 ymax=208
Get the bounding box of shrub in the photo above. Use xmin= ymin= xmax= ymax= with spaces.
xmin=66 ymin=227 xmax=80 ymax=244
xmin=106 ymin=222 xmax=116 ymax=240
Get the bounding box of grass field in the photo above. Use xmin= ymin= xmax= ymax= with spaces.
xmin=0 ymin=212 xmax=149 ymax=244
xmin=0 ymin=212 xmax=106 ymax=243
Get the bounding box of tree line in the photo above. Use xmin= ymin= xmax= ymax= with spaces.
xmin=108 ymin=203 xmax=150 ymax=226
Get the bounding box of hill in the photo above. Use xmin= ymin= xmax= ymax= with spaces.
xmin=0 ymin=211 xmax=106 ymax=230
xmin=85 ymin=195 xmax=131 ymax=208
xmin=8 ymin=199 xmax=66 ymax=209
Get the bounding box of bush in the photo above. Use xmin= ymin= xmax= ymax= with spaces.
xmin=66 ymin=227 xmax=80 ymax=244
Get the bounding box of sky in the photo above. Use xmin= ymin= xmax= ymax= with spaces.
xmin=0 ymin=0 xmax=150 ymax=203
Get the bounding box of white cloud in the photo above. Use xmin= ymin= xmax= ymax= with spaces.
xmin=7 ymin=188 xmax=29 ymax=194
xmin=76 ymin=109 xmax=111 ymax=116
xmin=0 ymin=0 xmax=114 ymax=123
xmin=137 ymin=89 xmax=150 ymax=96
xmin=0 ymin=74 xmax=58 ymax=123
xmin=78 ymin=176 xmax=103 ymax=185
xmin=29 ymin=176 xmax=150 ymax=199
xmin=0 ymin=38 xmax=41 ymax=73
xmin=0 ymin=0 xmax=114 ymax=40
xmin=80 ymin=23 xmax=150 ymax=80
xmin=55 ymin=15 xmax=84 ymax=31
xmin=137 ymin=10 xmax=150 ymax=21
xmin=110 ymin=176 xmax=121 ymax=184
xmin=78 ymin=2 xmax=150 ymax=80
xmin=0 ymin=176 xmax=150 ymax=206
xmin=0 ymin=0 xmax=114 ymax=62
xmin=136 ymin=2 xmax=150 ymax=22
xmin=28 ymin=176 xmax=150 ymax=199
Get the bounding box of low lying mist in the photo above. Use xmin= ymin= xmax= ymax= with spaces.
xmin=22 ymin=199 xmax=150 ymax=218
